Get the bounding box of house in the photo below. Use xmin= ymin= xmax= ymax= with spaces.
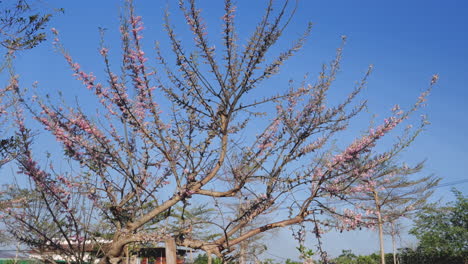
xmin=28 ymin=239 xmax=189 ymax=264
xmin=136 ymin=247 xmax=188 ymax=264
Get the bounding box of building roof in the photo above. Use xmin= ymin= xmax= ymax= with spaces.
xmin=0 ymin=250 xmax=30 ymax=259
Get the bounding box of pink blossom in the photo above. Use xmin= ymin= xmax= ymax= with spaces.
xmin=100 ymin=47 xmax=109 ymax=56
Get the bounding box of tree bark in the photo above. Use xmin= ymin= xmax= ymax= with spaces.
xmin=373 ymin=191 xmax=386 ymax=264
xmin=239 ymin=240 xmax=246 ymax=264
xmin=165 ymin=237 xmax=177 ymax=264
xmin=207 ymin=252 xmax=212 ymax=264
xmin=391 ymin=221 xmax=398 ymax=264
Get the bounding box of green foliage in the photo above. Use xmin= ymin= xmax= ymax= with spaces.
xmin=284 ymin=259 xmax=302 ymax=264
xmin=410 ymin=189 xmax=468 ymax=258
xmin=333 ymin=250 xmax=358 ymax=264
xmin=192 ymin=254 xmax=228 ymax=264
xmin=398 ymin=247 xmax=466 ymax=264
xmin=329 ymin=250 xmax=394 ymax=264
xmin=297 ymin=244 xmax=314 ymax=260
xmin=258 ymin=259 xmax=280 ymax=264
xmin=0 ymin=260 xmax=42 ymax=264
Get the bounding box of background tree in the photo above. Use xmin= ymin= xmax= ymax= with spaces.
xmin=0 ymin=0 xmax=54 ymax=52
xmin=339 ymin=158 xmax=439 ymax=264
xmin=0 ymin=1 xmax=62 ymax=258
xmin=329 ymin=249 xmax=394 ymax=264
xmin=0 ymin=0 xmax=60 ymax=167
xmin=2 ymin=0 xmax=437 ymax=263
xmin=385 ymin=220 xmax=403 ymax=264
xmin=0 ymin=0 xmax=51 ymax=166
xmin=1 ymin=128 xmax=99 ymax=264
xmin=0 ymin=0 xmax=57 ymax=226
xmin=409 ymin=189 xmax=467 ymax=261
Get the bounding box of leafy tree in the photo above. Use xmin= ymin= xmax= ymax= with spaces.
xmin=333 ymin=250 xmax=358 ymax=264
xmin=258 ymin=259 xmax=281 ymax=264
xmin=341 ymin=159 xmax=439 ymax=264
xmin=1 ymin=0 xmax=437 ymax=263
xmin=329 ymin=250 xmax=395 ymax=264
xmin=409 ymin=189 xmax=467 ymax=260
xmin=192 ymin=253 xmax=226 ymax=264
xmin=398 ymin=247 xmax=466 ymax=264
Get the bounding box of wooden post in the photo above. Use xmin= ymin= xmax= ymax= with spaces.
xmin=165 ymin=237 xmax=177 ymax=264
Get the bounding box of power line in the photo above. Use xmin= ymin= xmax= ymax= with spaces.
xmin=203 ymin=179 xmax=468 ymax=214
xmin=263 ymin=251 xmax=288 ymax=260
xmin=434 ymin=179 xmax=468 ymax=188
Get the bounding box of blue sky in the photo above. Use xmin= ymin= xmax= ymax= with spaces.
xmin=6 ymin=0 xmax=468 ymax=260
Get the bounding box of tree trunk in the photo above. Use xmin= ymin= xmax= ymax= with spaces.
xmin=207 ymin=252 xmax=212 ymax=264
xmin=165 ymin=237 xmax=177 ymax=264
xmin=100 ymin=245 xmax=124 ymax=264
xmin=239 ymin=226 xmax=246 ymax=264
xmin=373 ymin=191 xmax=386 ymax=264
xmin=238 ymin=197 xmax=246 ymax=264
xmin=239 ymin=241 xmax=246 ymax=264
xmin=126 ymin=246 xmax=129 ymax=264
xmin=391 ymin=222 xmax=398 ymax=264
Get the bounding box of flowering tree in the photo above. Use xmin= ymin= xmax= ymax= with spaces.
xmin=2 ymin=0 xmax=438 ymax=263
xmin=1 ymin=0 xmax=57 ymax=204
xmin=0 ymin=0 xmax=58 ymax=250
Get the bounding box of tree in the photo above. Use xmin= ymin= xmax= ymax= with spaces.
xmin=385 ymin=219 xmax=403 ymax=264
xmin=339 ymin=158 xmax=439 ymax=264
xmin=397 ymin=246 xmax=465 ymax=264
xmin=0 ymin=0 xmax=61 ymax=172
xmin=0 ymin=0 xmax=57 ymax=226
xmin=409 ymin=189 xmax=467 ymax=261
xmin=329 ymin=250 xmax=401 ymax=264
xmin=2 ymin=0 xmax=437 ymax=263
xmin=193 ymin=253 xmax=227 ymax=264
xmin=0 ymin=0 xmax=59 ymax=253
xmin=332 ymin=250 xmax=358 ymax=264
xmin=0 ymin=0 xmax=55 ymax=166
xmin=0 ymin=0 xmax=54 ymax=52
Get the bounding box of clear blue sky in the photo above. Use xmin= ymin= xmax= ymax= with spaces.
xmin=7 ymin=0 xmax=468 ymax=260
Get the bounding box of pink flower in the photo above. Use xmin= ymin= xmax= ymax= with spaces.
xmin=100 ymin=48 xmax=109 ymax=56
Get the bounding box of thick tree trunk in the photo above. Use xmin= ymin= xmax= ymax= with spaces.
xmin=100 ymin=248 xmax=124 ymax=264
xmin=99 ymin=235 xmax=131 ymax=264
xmin=165 ymin=237 xmax=177 ymax=264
